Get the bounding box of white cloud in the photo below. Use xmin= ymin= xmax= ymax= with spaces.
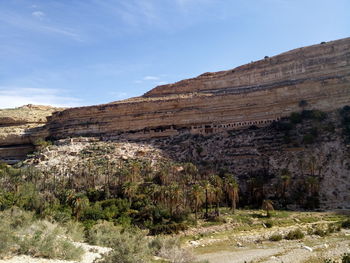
xmin=143 ymin=76 xmax=159 ymax=80
xmin=0 ymin=87 xmax=82 ymax=109
xmin=32 ymin=11 xmax=45 ymax=19
xmin=0 ymin=10 xmax=81 ymax=41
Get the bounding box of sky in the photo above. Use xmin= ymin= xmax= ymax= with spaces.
xmin=0 ymin=0 xmax=349 ymax=109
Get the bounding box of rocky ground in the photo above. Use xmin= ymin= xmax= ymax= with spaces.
xmin=189 ymin=213 xmax=350 ymax=263
xmin=194 ymin=233 xmax=350 ymax=263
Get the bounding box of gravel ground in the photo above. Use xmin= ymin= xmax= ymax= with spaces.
xmin=196 ymin=231 xmax=350 ymax=263
xmin=196 ymin=247 xmax=283 ymax=263
xmin=0 ymin=243 xmax=110 ymax=263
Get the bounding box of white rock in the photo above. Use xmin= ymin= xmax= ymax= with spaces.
xmin=301 ymin=245 xmax=313 ymax=252
xmin=189 ymin=240 xmax=200 ymax=247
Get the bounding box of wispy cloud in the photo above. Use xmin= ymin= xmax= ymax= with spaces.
xmin=0 ymin=10 xmax=81 ymax=41
xmin=143 ymin=76 xmax=159 ymax=81
xmin=32 ymin=11 xmax=45 ymax=19
xmin=134 ymin=75 xmax=169 ymax=87
xmin=0 ymin=87 xmax=82 ymax=109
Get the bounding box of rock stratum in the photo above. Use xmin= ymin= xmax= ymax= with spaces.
xmin=46 ymin=37 xmax=350 ymax=140
xmin=1 ymin=37 xmax=350 ymax=161
xmin=1 ymin=37 xmax=350 ymax=209
xmin=0 ymin=105 xmax=61 ymax=163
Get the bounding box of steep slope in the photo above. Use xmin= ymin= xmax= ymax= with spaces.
xmin=46 ymin=37 xmax=350 ymax=140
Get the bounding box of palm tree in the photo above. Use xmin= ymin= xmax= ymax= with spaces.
xmin=165 ymin=183 xmax=182 ymax=215
xmin=306 ymin=176 xmax=319 ymax=197
xmin=191 ymin=185 xmax=204 ymax=220
xmin=225 ymin=176 xmax=239 ymax=213
xmin=184 ymin=163 xmax=198 ymax=182
xmin=202 ymin=180 xmax=213 ymax=218
xmin=71 ymin=193 xmax=90 ymax=220
xmin=280 ymin=168 xmax=291 ymax=199
xmin=210 ymin=175 xmax=223 ymax=216
xmin=262 ymin=199 xmax=274 ymax=217
xmin=122 ymin=181 xmax=139 ymax=204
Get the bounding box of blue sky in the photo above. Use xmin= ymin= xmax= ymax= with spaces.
xmin=0 ymin=0 xmax=349 ymax=108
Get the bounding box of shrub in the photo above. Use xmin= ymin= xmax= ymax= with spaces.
xmin=93 ymin=228 xmax=151 ymax=263
xmin=313 ymin=226 xmax=329 ymax=237
xmin=327 ymin=223 xmax=341 ymax=233
xmin=264 ymin=220 xmax=273 ymax=228
xmin=151 ymin=236 xmax=195 ymax=263
xmin=150 ymin=222 xmax=188 ymax=235
xmin=18 ymin=221 xmax=83 ymax=260
xmin=63 ymin=220 xmax=85 ymax=242
xmin=87 ymin=221 xmax=123 ymax=246
xmin=0 ymin=223 xmax=16 ymax=258
xmin=301 ymin=110 xmax=327 ymax=121
xmin=0 ymin=208 xmax=84 ymax=260
xmin=342 ymin=253 xmax=350 ymax=263
xmin=269 ymin=233 xmax=282 ymax=241
xmin=285 ymin=228 xmax=304 ymax=240
xmin=341 ymin=219 xmax=350 ymax=229
xmin=290 ymin=112 xmax=302 ymax=124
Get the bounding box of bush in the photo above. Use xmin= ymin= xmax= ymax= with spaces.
xmin=0 ymin=208 xmax=84 ymax=260
xmin=264 ymin=220 xmax=273 ymax=228
xmin=342 ymin=253 xmax=350 ymax=263
xmin=302 ymin=110 xmax=327 ymax=121
xmin=327 ymin=223 xmax=341 ymax=233
xmin=290 ymin=112 xmax=302 ymax=124
xmin=341 ymin=219 xmax=350 ymax=229
xmin=87 ymin=221 xmax=123 ymax=246
xmin=63 ymin=220 xmax=85 ymax=242
xmin=285 ymin=228 xmax=304 ymax=240
xmin=93 ymin=228 xmax=151 ymax=263
xmin=150 ymin=222 xmax=188 ymax=235
xmin=18 ymin=221 xmax=83 ymax=260
xmin=313 ymin=226 xmax=329 ymax=237
xmin=151 ymin=236 xmax=195 ymax=263
xmin=269 ymin=233 xmax=283 ymax=241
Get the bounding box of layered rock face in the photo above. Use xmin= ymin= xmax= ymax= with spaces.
xmin=47 ymin=37 xmax=350 ymax=140
xmin=0 ymin=105 xmax=60 ymax=163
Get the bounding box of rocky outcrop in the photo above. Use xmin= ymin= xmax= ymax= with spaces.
xmin=0 ymin=105 xmax=61 ymax=163
xmin=1 ymin=38 xmax=349 ymax=163
xmin=47 ymin=37 xmax=350 ymax=140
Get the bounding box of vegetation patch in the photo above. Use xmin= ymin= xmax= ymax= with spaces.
xmin=285 ymin=228 xmax=304 ymax=240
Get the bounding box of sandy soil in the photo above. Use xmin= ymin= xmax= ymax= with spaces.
xmin=0 ymin=243 xmax=110 ymax=263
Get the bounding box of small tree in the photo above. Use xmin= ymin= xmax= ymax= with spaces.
xmin=262 ymin=199 xmax=274 ymax=217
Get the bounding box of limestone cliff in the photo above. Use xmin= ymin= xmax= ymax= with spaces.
xmin=0 ymin=105 xmax=61 ymax=163
xmin=47 ymin=37 xmax=350 ymax=140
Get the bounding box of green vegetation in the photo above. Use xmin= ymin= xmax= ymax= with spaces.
xmin=0 ymin=208 xmax=84 ymax=260
xmin=285 ymin=228 xmax=304 ymax=240
xmin=269 ymin=233 xmax=282 ymax=241
xmin=341 ymin=219 xmax=350 ymax=229
xmin=0 ymin=161 xmax=242 ymax=235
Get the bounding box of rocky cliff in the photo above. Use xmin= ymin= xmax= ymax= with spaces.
xmin=46 ymin=37 xmax=350 ymax=140
xmin=0 ymin=105 xmax=60 ymax=163
xmin=1 ymin=37 xmax=349 ymax=209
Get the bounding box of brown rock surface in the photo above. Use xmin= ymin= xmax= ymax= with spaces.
xmin=47 ymin=37 xmax=350 ymax=140
xmin=0 ymin=105 xmax=61 ymax=163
